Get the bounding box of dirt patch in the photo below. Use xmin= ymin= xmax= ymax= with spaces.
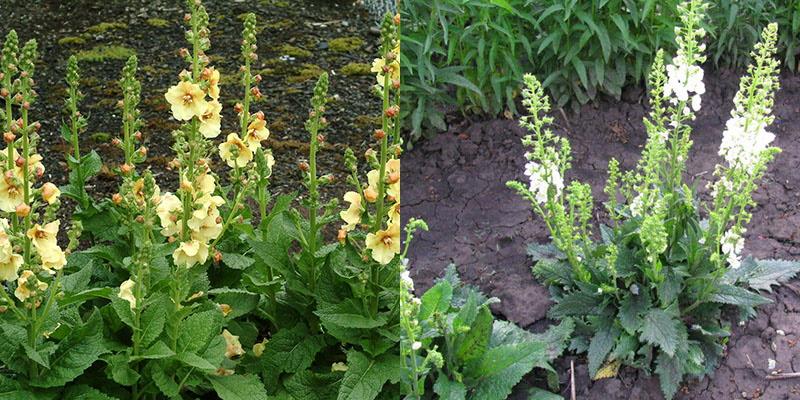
xmin=403 ymin=69 xmax=800 ymax=399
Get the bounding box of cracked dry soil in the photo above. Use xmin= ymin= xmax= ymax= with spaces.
xmin=403 ymin=69 xmax=800 ymax=399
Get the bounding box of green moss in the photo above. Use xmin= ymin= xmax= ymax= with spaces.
xmin=58 ymin=36 xmax=86 ymax=46
xmin=340 ymin=62 xmax=372 ymax=76
xmin=329 ymin=36 xmax=364 ymax=53
xmin=146 ymin=18 xmax=170 ymax=28
xmin=277 ymin=44 xmax=312 ymax=58
xmin=75 ymin=45 xmax=135 ymax=63
xmin=287 ymin=64 xmax=325 ymax=83
xmin=264 ymin=19 xmax=294 ymax=30
xmin=90 ymin=132 xmax=112 ymax=143
xmin=354 ymin=115 xmax=382 ymax=128
xmin=86 ymin=22 xmax=128 ymax=34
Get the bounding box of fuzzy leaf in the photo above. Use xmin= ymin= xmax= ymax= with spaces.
xmin=549 ymin=291 xmax=600 ymax=318
xmin=710 ymin=284 xmax=772 ymax=307
xmin=284 ymin=370 xmax=340 ymax=400
xmin=221 ymin=252 xmax=255 ymax=270
xmin=209 ymin=288 xmax=260 ymax=319
xmin=418 ymin=279 xmax=453 ymax=320
xmin=31 ymin=310 xmax=108 ymax=388
xmin=337 ymin=351 xmax=400 ymax=400
xmin=726 ymin=258 xmax=800 ymax=292
xmin=316 ymin=300 xmax=387 ymax=329
xmin=177 ymin=310 xmax=223 ymax=354
xmin=466 ymin=341 xmax=548 ymax=400
xmin=456 ymin=305 xmax=493 ymax=363
xmin=261 ymin=324 xmax=326 ymax=375
xmin=618 ymin=293 xmax=649 ymax=334
xmin=140 ymin=301 xmax=167 ymax=348
xmin=433 ymin=375 xmax=467 ymax=400
xmin=208 ymin=374 xmax=268 ymax=400
xmin=587 ymin=326 xmax=616 ymax=377
xmin=639 ymin=308 xmax=680 ymax=357
xmin=655 ymin=352 xmax=683 ymax=399
xmin=530 ymin=318 xmax=575 ymax=360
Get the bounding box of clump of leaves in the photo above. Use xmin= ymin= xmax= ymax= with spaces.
xmin=400 ymin=264 xmax=573 ymax=400
xmin=507 ymin=2 xmax=800 ymax=398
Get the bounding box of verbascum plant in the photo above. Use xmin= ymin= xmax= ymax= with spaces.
xmin=508 ymin=2 xmax=800 ymax=398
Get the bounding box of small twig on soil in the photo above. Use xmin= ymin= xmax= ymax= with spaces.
xmin=558 ymin=107 xmax=572 ymax=132
xmin=766 ymin=372 xmax=800 ymax=380
xmin=570 ymin=359 xmax=577 ymax=400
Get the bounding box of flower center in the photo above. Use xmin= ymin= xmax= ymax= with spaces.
xmin=182 ymin=93 xmax=194 ymax=104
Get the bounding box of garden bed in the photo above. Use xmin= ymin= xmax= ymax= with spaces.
xmin=0 ymin=0 xmax=379 ymax=218
xmin=404 ymin=69 xmax=800 ymax=399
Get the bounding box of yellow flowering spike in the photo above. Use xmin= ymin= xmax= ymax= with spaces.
xmin=0 ymin=172 xmax=25 ymax=213
xmin=157 ymin=193 xmax=183 ymax=237
xmin=199 ymin=100 xmax=223 ymax=138
xmin=14 ymin=270 xmax=43 ymax=302
xmin=386 ymin=158 xmax=400 ymax=200
xmin=245 ymin=117 xmax=270 ymax=151
xmin=118 ymin=279 xmax=136 ymax=310
xmin=193 ymin=172 xmax=217 ymax=198
xmin=593 ymin=359 xmax=622 ymax=380
xmin=364 ymin=169 xmax=380 ymax=203
xmin=173 ymin=239 xmax=209 ymax=268
xmin=188 ymin=197 xmax=224 ymax=242
xmin=388 ymin=202 xmax=400 ymax=225
xmin=165 ymin=81 xmax=208 ymax=121
xmin=219 ymin=133 xmax=253 ymax=168
xmin=222 ymin=329 xmax=245 ymax=359
xmin=0 ymin=226 xmax=22 ymax=282
xmin=339 ymin=191 xmax=363 ymax=232
xmin=365 ymin=221 xmax=401 ymax=265
xmin=371 ymin=57 xmax=399 ymax=87
xmin=41 ymin=182 xmax=61 ymax=205
xmin=205 ymin=67 xmax=221 ymax=100
xmin=27 ymin=221 xmax=67 ymax=272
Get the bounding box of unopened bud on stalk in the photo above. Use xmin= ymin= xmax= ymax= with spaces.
xmin=14 ymin=157 xmax=24 ymax=168
xmin=135 ymin=131 xmax=142 ymax=140
xmin=168 ymin=236 xmax=176 ymax=243
xmin=234 ymin=103 xmax=243 ymax=114
xmin=120 ymin=164 xmax=133 ymax=174
xmin=0 ymin=89 xmax=8 ymax=98
xmin=22 ymin=101 xmax=29 ymax=110
xmin=180 ymin=180 xmax=192 ymax=191
xmin=3 ymin=132 xmax=14 ymax=143
xmin=214 ymin=251 xmax=222 ymax=263
xmin=184 ymin=13 xmax=192 ymax=22
xmin=136 ymin=215 xmax=144 ymax=223
xmin=337 ymin=229 xmax=346 ymax=243
xmin=250 ymin=53 xmax=258 ymax=61
xmin=373 ymin=129 xmax=385 ymax=140
xmin=254 ymin=111 xmax=265 ymax=120
xmin=36 ymin=167 xmax=43 ymax=178
xmin=112 ymin=193 xmax=123 ymax=204
xmin=33 ymin=122 xmax=41 ymax=131
xmin=111 ymin=138 xmax=122 ymax=146
xmin=298 ymin=161 xmax=309 ymax=172
xmin=385 ymin=105 xmax=399 ymax=118
xmin=392 ymin=80 xmax=400 ymax=90
xmin=179 ymin=48 xmax=190 ymax=58
xmin=394 ymin=14 xmax=400 ymax=25
xmin=15 ymin=203 xmax=30 ymax=217
xmin=317 ymin=134 xmax=325 ymax=143
xmin=254 ymin=74 xmax=262 ymax=83
xmin=138 ymin=147 xmax=147 ymax=156
xmin=216 ymin=216 xmax=222 ymax=224
xmin=117 ymin=100 xmax=124 ymax=109
xmin=13 ymin=94 xmax=23 ymax=103
xmin=320 ymin=117 xmax=328 ymax=125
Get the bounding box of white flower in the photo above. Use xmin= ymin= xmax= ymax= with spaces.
xmin=400 ymin=270 xmax=414 ymax=290
xmin=721 ymin=228 xmax=745 ymax=269
xmin=664 ymin=55 xmax=705 ymax=109
xmin=524 ymin=161 xmax=563 ymax=204
xmin=718 ymin=114 xmax=775 ymax=174
xmin=630 ymin=194 xmax=644 ymax=217
xmin=411 ymin=341 xmax=422 ymax=351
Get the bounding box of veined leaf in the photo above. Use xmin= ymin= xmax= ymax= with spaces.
xmin=466 ymin=341 xmax=548 ymax=400
xmin=639 ymin=308 xmax=681 ymax=357
xmin=418 ymin=279 xmax=453 ymax=320
xmin=710 ymin=284 xmax=771 ymax=307
xmin=208 ymin=374 xmax=268 ymax=400
xmin=337 ymin=351 xmax=400 ymax=400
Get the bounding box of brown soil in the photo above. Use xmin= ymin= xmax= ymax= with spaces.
xmin=403 ymin=69 xmax=800 ymax=399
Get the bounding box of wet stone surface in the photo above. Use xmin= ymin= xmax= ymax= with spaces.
xmin=404 ymin=69 xmax=800 ymax=399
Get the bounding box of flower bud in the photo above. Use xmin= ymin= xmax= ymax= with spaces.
xmin=317 ymin=134 xmax=325 ymax=143
xmin=0 ymin=88 xmax=7 ymax=98
xmin=373 ymin=129 xmax=385 ymax=140
xmin=111 ymin=138 xmax=122 ymax=146
xmin=136 ymin=215 xmax=144 ymax=223
xmin=120 ymin=164 xmax=133 ymax=174
xmin=254 ymin=74 xmax=262 ymax=83
xmin=15 ymin=203 xmax=30 ymax=217
xmin=214 ymin=251 xmax=223 ymax=264
xmin=138 ymin=147 xmax=147 ymax=156
xmin=33 ymin=122 xmax=41 ymax=131
xmin=3 ymin=132 xmax=15 ymax=143
xmin=134 ymin=131 xmax=143 ymax=141
xmin=183 ymin=13 xmax=192 ymax=22
xmin=41 ymin=182 xmax=60 ymax=204
xmin=337 ymin=229 xmax=347 ymax=243
xmin=298 ymin=161 xmax=309 ymax=172
xmin=179 ymin=48 xmax=190 ymax=58
xmin=385 ymin=105 xmax=399 ymax=118
xmin=254 ymin=111 xmax=265 ymax=120
xmin=36 ymin=167 xmax=43 ymax=178
xmin=392 ymin=80 xmax=400 ymax=90
xmin=234 ymin=103 xmax=243 ymax=114
xmin=22 ymin=101 xmax=30 ymax=110
xmin=14 ymin=157 xmax=24 ymax=168
xmin=112 ymin=193 xmax=123 ymax=204
xmin=394 ymin=14 xmax=401 ymax=25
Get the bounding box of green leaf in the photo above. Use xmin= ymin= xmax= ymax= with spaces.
xmin=433 ymin=375 xmax=466 ymax=400
xmin=32 ymin=310 xmax=108 ymax=388
xmin=261 ymin=324 xmax=326 ymax=374
xmin=639 ymin=308 xmax=680 ymax=357
xmin=337 ymin=351 xmax=400 ymax=400
xmin=655 ymin=352 xmax=683 ymax=400
xmin=177 ymin=352 xmax=217 ymax=371
xmin=316 ymin=300 xmax=387 ymax=329
xmin=209 ymin=288 xmax=260 ymax=319
xmin=208 ymin=374 xmax=268 ymax=400
xmin=710 ymin=284 xmax=772 ymax=307
xmin=130 ymin=341 xmax=174 ymax=361
xmin=467 ymin=341 xmax=547 ymax=400
xmin=618 ymin=293 xmax=649 ymax=334
xmin=64 ymin=384 xmax=119 ymax=400
xmin=725 ymin=258 xmax=800 ymax=292
xmin=140 ymin=301 xmax=167 ymax=348
xmin=110 ymin=294 xmax=135 ymax=328
xmin=587 ymin=326 xmax=615 ymax=377
xmin=108 ymin=354 xmax=140 ymax=386
xmin=284 ymin=370 xmax=341 ymax=400
xmin=221 ymin=252 xmax=255 ymax=270
xmin=456 ymin=305 xmax=493 ymax=363
xmin=527 ymin=388 xmax=565 ymax=400
xmin=530 ymin=318 xmax=575 ymax=360
xmin=418 ymin=280 xmax=453 ymax=320
xmin=178 ymin=310 xmax=222 ymax=354
xmin=60 ymin=287 xmax=112 ymax=307
xmin=549 ymin=291 xmax=600 ymax=318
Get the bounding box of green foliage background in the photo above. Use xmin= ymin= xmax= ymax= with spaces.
xmin=401 ymin=0 xmax=800 ymax=141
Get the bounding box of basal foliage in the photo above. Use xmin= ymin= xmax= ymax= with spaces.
xmin=0 ymin=2 xmax=405 ymax=399
xmin=508 ymin=2 xmax=800 ymax=398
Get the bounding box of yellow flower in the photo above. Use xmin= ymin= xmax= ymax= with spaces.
xmin=188 ymin=196 xmax=225 ymax=242
xmin=205 ymin=67 xmax=221 ymax=100
xmin=371 ymin=57 xmax=399 ymax=87
xmin=15 ymin=270 xmax=46 ymax=302
xmin=245 ymin=117 xmax=270 ymax=151
xmin=0 ymin=221 xmax=21 ymax=282
xmin=0 ymin=170 xmax=25 ymax=212
xmin=252 ymin=339 xmax=267 ymax=358
xmin=173 ymin=239 xmax=209 ymax=268
xmin=199 ymin=100 xmax=222 ymax=138
xmin=222 ymin=329 xmax=245 ymax=359
xmin=157 ymin=193 xmax=183 ymax=237
xmin=27 ymin=221 xmax=66 ymax=273
xmin=219 ymin=133 xmax=253 ymax=168
xmin=339 ymin=191 xmax=362 ymax=232
xmin=365 ymin=221 xmax=400 ymax=265
xmin=388 ymin=202 xmax=400 ymax=225
xmin=118 ymin=279 xmax=136 ymax=310
xmin=165 ymin=81 xmax=208 ymax=121
xmin=364 ymin=169 xmax=379 ymax=202
xmin=41 ymin=182 xmax=61 ymax=205
xmin=386 ymin=159 xmax=400 ymax=200
xmin=193 ymin=172 xmax=217 ymax=199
